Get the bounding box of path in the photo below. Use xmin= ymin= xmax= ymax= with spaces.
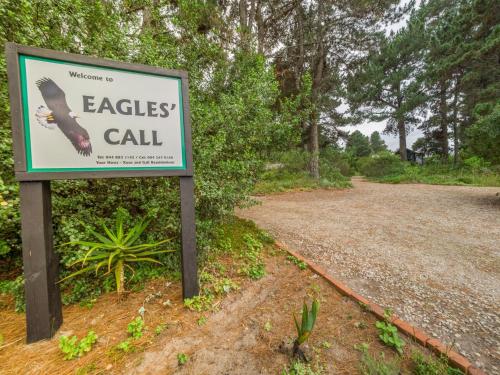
xmin=237 ymin=178 xmax=500 ymax=374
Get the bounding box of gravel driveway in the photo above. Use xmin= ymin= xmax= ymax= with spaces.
xmin=237 ymin=178 xmax=500 ymax=374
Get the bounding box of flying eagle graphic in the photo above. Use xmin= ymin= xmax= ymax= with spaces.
xmin=35 ymin=77 xmax=92 ymax=156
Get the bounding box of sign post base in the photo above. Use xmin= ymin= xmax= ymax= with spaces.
xmin=20 ymin=181 xmax=62 ymax=342
xmin=180 ymin=176 xmax=199 ymax=299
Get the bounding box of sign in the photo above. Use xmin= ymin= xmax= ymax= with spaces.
xmin=6 ymin=43 xmax=198 ymax=343
xmin=8 ymin=44 xmax=193 ymax=180
xmin=20 ymin=56 xmax=186 ymax=172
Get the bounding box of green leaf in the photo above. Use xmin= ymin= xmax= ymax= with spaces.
xmin=102 ymin=223 xmax=118 ymax=243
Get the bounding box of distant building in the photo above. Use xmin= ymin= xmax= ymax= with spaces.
xmin=395 ymin=149 xmax=424 ymax=165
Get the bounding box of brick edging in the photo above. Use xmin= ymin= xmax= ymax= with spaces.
xmin=275 ymin=241 xmax=487 ymax=375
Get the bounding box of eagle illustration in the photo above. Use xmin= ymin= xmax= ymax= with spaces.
xmin=35 ymin=77 xmax=92 ymax=156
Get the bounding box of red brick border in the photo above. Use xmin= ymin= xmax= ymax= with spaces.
xmin=276 ymin=241 xmax=487 ymax=375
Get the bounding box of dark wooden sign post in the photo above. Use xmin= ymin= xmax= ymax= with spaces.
xmin=6 ymin=43 xmax=199 ymax=343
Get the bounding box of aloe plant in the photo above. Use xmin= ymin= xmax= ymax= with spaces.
xmin=293 ymin=298 xmax=319 ymax=361
xmin=59 ymin=216 xmax=174 ymax=295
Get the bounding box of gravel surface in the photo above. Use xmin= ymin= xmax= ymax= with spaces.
xmin=237 ymin=178 xmax=500 ymax=374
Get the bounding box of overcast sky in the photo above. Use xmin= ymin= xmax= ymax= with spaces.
xmin=343 ymin=0 xmax=422 ymax=151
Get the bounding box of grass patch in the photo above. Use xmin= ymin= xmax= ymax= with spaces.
xmin=358 ymin=153 xmax=500 ymax=187
xmin=254 ymin=170 xmax=351 ymax=194
xmin=375 ymin=168 xmax=500 ymax=186
xmin=255 ymin=150 xmax=352 ymax=195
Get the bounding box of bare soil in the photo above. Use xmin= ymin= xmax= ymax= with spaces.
xmin=237 ymin=177 xmax=500 ymax=374
xmin=0 ymin=249 xmax=435 ymax=375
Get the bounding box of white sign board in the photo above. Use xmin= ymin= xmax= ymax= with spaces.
xmin=19 ymin=55 xmax=186 ymax=172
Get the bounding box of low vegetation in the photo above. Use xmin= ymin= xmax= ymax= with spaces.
xmin=60 ymin=214 xmax=174 ymax=296
xmin=293 ymin=298 xmax=320 ymax=361
xmin=358 ymin=345 xmax=401 ymax=375
xmin=59 ymin=331 xmax=98 ymax=360
xmin=359 ymin=153 xmax=499 ymax=187
xmin=254 ymin=150 xmax=352 ymax=195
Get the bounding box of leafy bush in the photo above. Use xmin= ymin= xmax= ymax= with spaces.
xmin=358 ymin=152 xmax=405 ymax=177
xmin=0 ymin=2 xmax=294 ymax=307
xmin=0 ymin=276 xmax=25 ymax=312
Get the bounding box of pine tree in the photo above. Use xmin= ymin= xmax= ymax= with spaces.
xmin=370 ymin=131 xmax=388 ymax=153
xmin=346 ymin=131 xmax=372 ymax=158
xmin=347 ymin=22 xmax=427 ymax=161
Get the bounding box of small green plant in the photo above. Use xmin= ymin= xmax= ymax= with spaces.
xmin=242 ymin=263 xmax=266 ymax=279
xmin=155 ymin=323 xmax=168 ymax=335
xmin=293 ymin=299 xmax=319 ymax=360
xmin=213 ymin=278 xmax=239 ymax=295
xmin=75 ymin=363 xmax=97 ymax=375
xmin=375 ymin=320 xmax=405 ymax=355
xmin=197 ymin=316 xmax=207 ymax=326
xmin=116 ymin=339 xmax=135 ymax=353
xmin=60 ymin=215 xmax=175 ymax=295
xmin=59 ymin=330 xmax=98 ymax=360
xmin=127 ymin=316 xmax=144 ymax=339
xmin=358 ymin=302 xmax=370 ymax=311
xmin=354 ymin=342 xmax=370 ymax=352
xmin=359 ymin=348 xmax=401 ymax=375
xmin=79 ymin=298 xmax=97 ymax=309
xmin=321 ymin=341 xmax=331 ymax=349
xmin=412 ymin=351 xmax=464 ymax=375
xmin=264 ymin=321 xmax=272 ymax=332
xmin=287 ymin=255 xmax=307 ymax=270
xmin=282 ymin=360 xmax=322 ymax=375
xmin=184 ymin=294 xmax=214 ymax=312
xmin=354 ymin=321 xmax=368 ymax=329
xmin=239 ymin=234 xmax=266 ymax=279
xmin=177 ymin=353 xmax=189 ymax=365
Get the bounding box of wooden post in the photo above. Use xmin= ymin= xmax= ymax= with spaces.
xmin=19 ymin=181 xmax=62 ymax=342
xmin=179 ymin=176 xmax=199 ymax=299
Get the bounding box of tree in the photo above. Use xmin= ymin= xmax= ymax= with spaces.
xmin=272 ymin=0 xmax=404 ymax=177
xmin=346 ymin=130 xmax=372 ymax=158
xmin=370 ymin=131 xmax=388 ymax=153
xmin=411 ymin=0 xmax=499 ymax=164
xmin=347 ymin=21 xmax=427 ymax=161
xmin=412 ymin=136 xmax=440 ymax=157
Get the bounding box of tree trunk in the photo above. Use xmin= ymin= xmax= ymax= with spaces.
xmin=398 ymin=120 xmax=407 ymax=161
xmin=238 ymin=0 xmax=256 ymax=50
xmin=255 ymin=0 xmax=264 ymax=54
xmin=438 ymin=80 xmax=449 ymax=160
xmin=450 ymin=79 xmax=460 ymax=165
xmin=309 ymin=113 xmax=320 ymax=179
xmin=308 ymin=0 xmax=324 ymax=179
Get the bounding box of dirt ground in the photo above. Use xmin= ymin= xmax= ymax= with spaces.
xmin=238 ymin=178 xmax=500 ymax=374
xmin=0 ymin=249 xmax=438 ymax=375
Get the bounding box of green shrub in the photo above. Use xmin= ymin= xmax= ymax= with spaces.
xmin=0 ymin=2 xmax=296 ymax=307
xmin=358 ymin=152 xmax=405 ymax=177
